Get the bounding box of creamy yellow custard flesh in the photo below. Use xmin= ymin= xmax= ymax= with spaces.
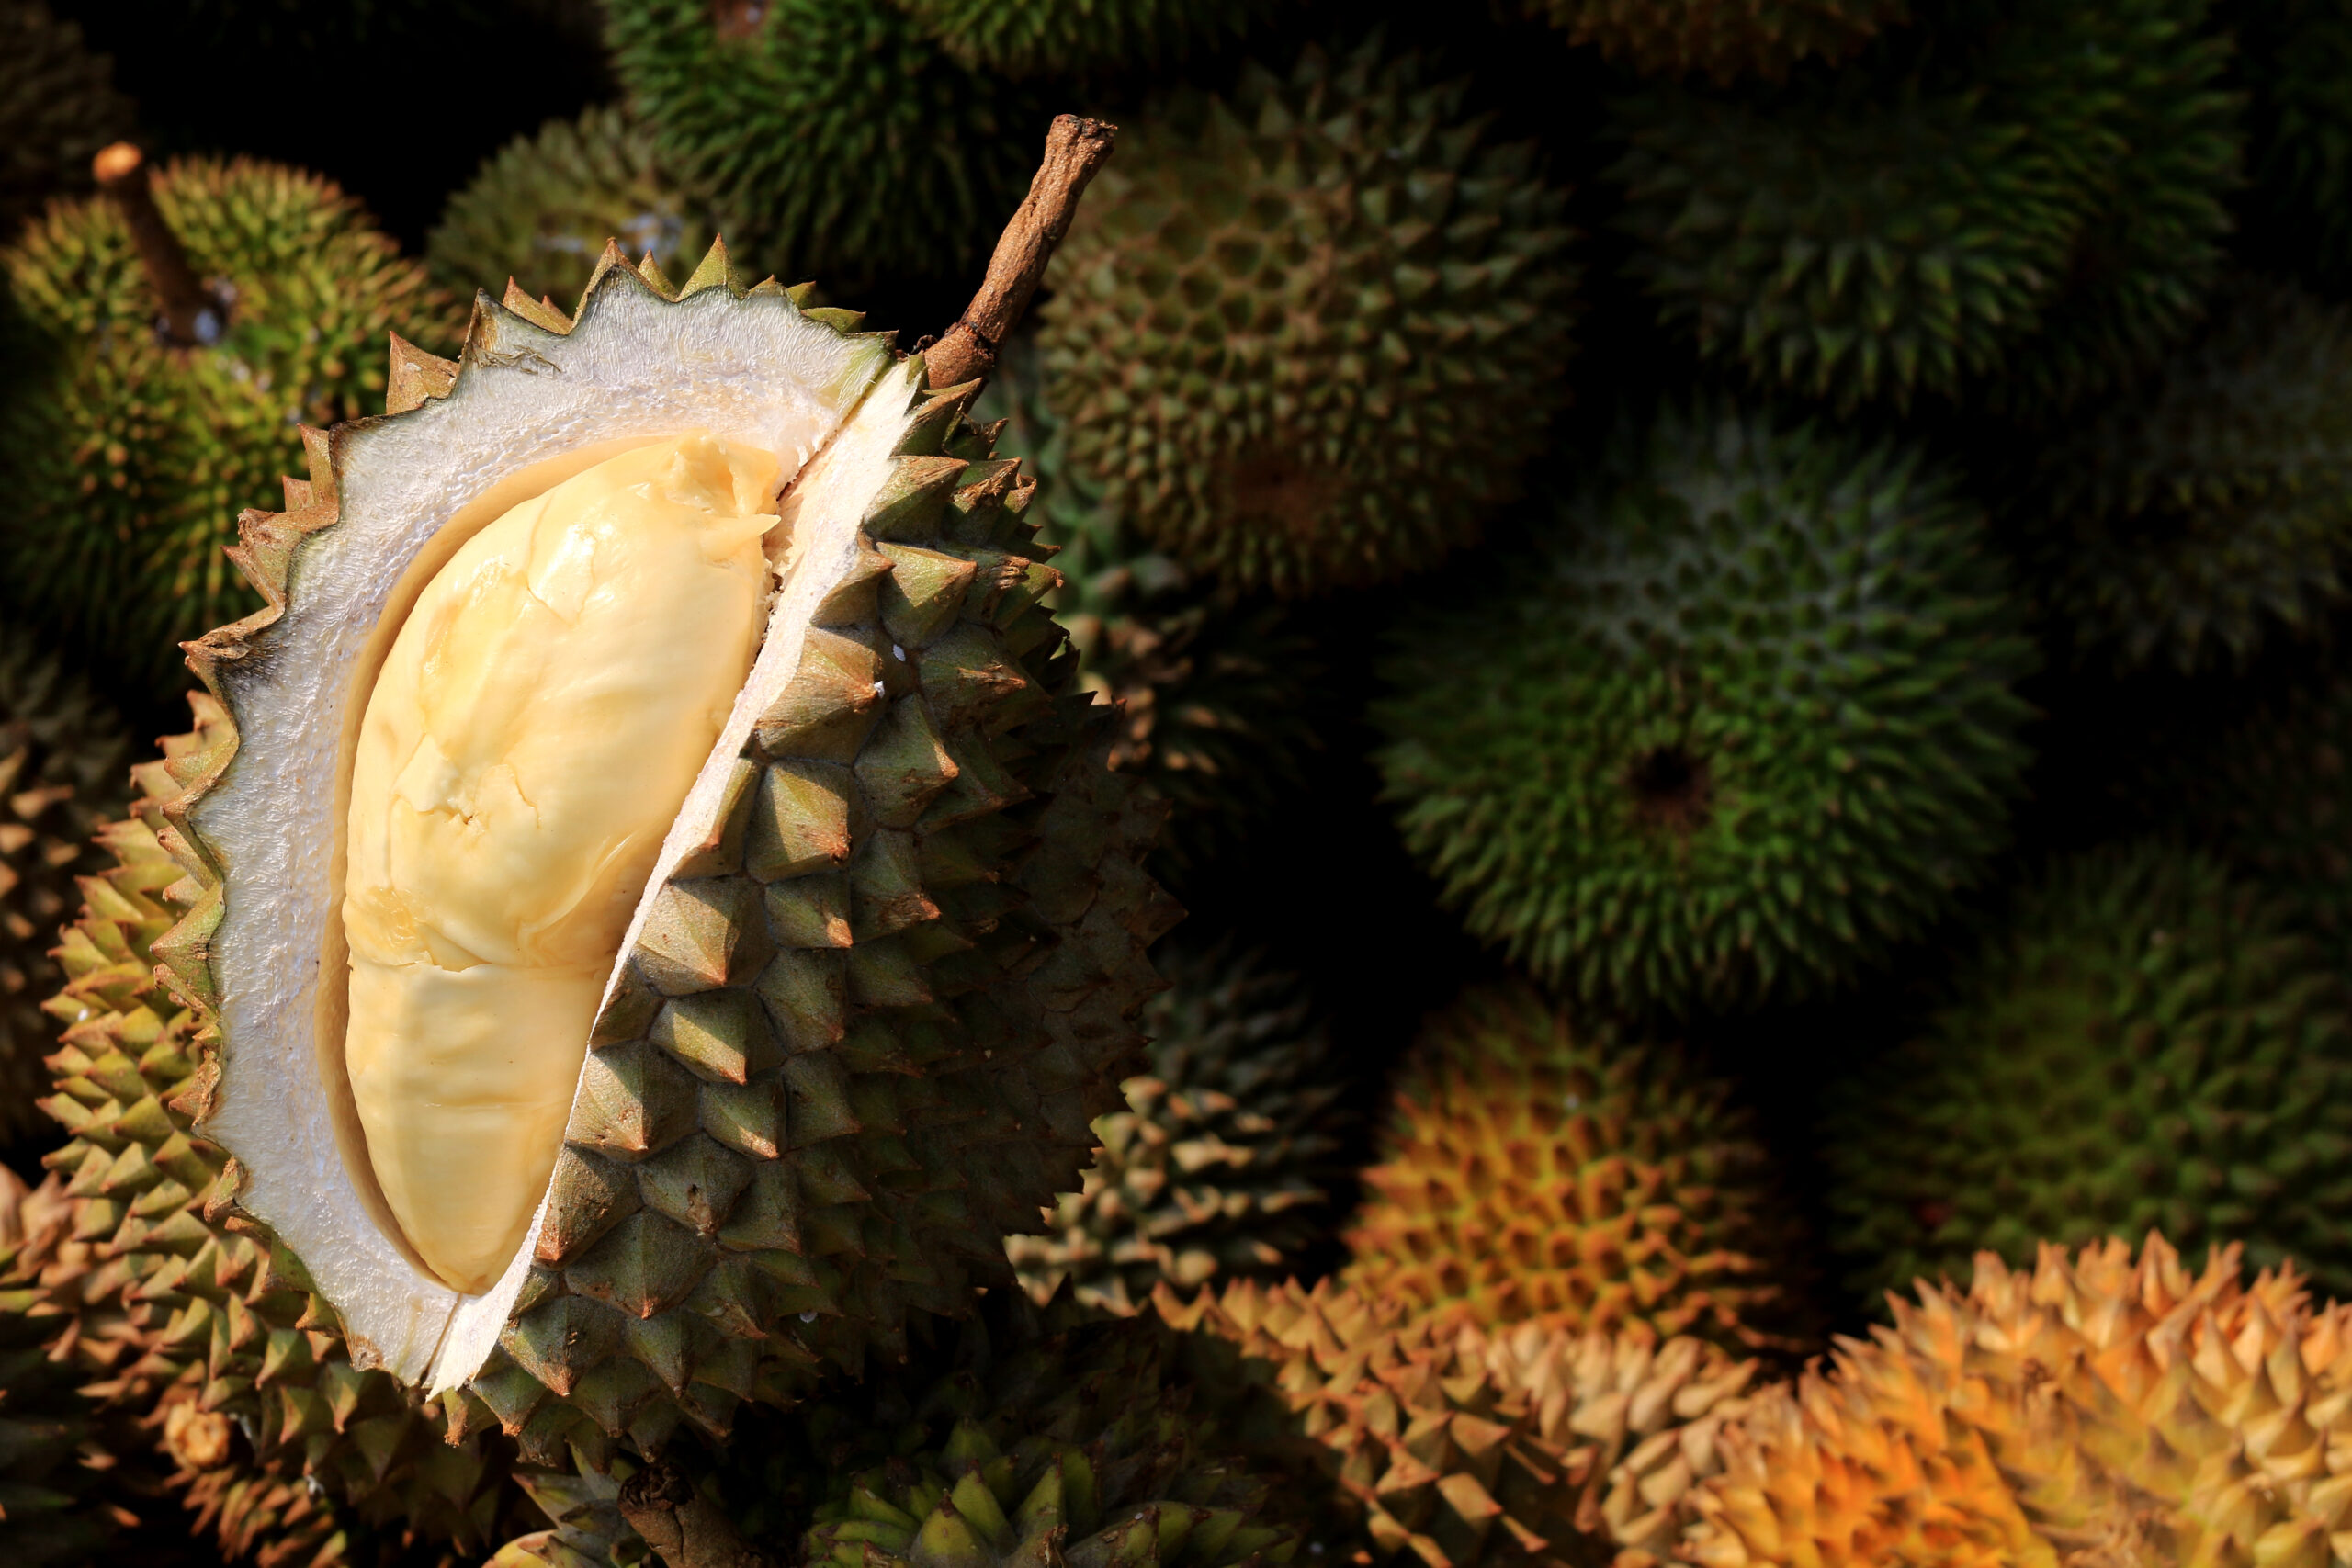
xmin=343 ymin=433 xmax=782 ymax=1292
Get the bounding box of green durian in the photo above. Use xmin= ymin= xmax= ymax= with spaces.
xmin=604 ymin=0 xmax=1047 ymax=285
xmin=0 ymin=0 xmax=134 ymax=240
xmin=427 ymin=105 xmax=713 ymax=312
xmin=0 ymin=156 xmax=457 ymax=696
xmin=1006 ymin=942 xmax=1345 ymax=1316
xmin=2020 ymin=276 xmax=2352 ymax=673
xmin=1525 ymin=0 xmax=1905 ymax=82
xmin=0 ymin=624 xmax=129 ymax=1145
xmin=1372 ymin=401 xmax=2035 ymax=1014
xmin=1610 ymin=0 xmax=2239 ymax=411
xmin=891 ymin=0 xmax=1277 ymax=76
xmin=1035 ymin=36 xmax=1579 ymax=596
xmin=1822 ymin=841 xmax=2352 ymax=1307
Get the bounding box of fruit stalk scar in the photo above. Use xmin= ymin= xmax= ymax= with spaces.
xmin=343 ymin=433 xmax=782 ymax=1292
xmin=91 ymin=141 xmax=225 ymax=347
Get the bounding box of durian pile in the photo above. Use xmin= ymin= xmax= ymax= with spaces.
xmin=6 ymin=1 xmax=2352 ymax=1564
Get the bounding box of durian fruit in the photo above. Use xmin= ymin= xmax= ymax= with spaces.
xmin=1336 ymin=982 xmax=1805 ymax=1353
xmin=1628 ymin=1235 xmax=2352 ymax=1567
xmin=0 ymin=0 xmax=135 ymax=238
xmin=116 ymin=239 xmax=1174 ymax=1483
xmin=1372 ymin=402 xmax=2034 ymax=1014
xmin=487 ymin=1466 xmax=638 ymax=1568
xmin=1155 ymin=1278 xmax=1760 ymax=1567
xmin=1610 ymin=0 xmax=2239 ymax=411
xmin=0 ymin=623 xmax=130 ymax=1143
xmin=1524 ymin=0 xmax=1904 ymax=83
xmin=0 ymin=1164 xmax=123 ymax=1563
xmin=0 ymin=154 xmax=456 ymax=693
xmin=891 ymin=0 xmax=1274 ymax=76
xmin=426 ymin=105 xmax=712 ymax=314
xmin=1822 ymin=841 xmax=2352 ymax=1309
xmin=2021 ymin=276 xmax=2352 ymax=673
xmin=2241 ymin=0 xmax=2352 ymax=284
xmin=1035 ymin=38 xmax=1578 ymax=597
xmin=605 ymin=0 xmax=1047 ymax=284
xmin=1006 ymin=942 xmax=1344 ymax=1315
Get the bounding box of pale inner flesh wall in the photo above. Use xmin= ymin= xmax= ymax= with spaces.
xmin=342 ymin=433 xmax=783 ymax=1292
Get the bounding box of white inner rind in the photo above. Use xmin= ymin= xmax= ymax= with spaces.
xmin=192 ymin=270 xmax=902 ymax=1383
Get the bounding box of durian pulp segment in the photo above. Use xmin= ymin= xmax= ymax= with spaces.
xmin=342 ymin=433 xmax=783 ymax=1293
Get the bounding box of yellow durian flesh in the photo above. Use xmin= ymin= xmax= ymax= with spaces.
xmin=342 ymin=432 xmax=782 ymax=1292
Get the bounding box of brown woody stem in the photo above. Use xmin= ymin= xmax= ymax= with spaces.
xmin=93 ymin=141 xmax=223 ymax=348
xmin=616 ymin=1459 xmax=777 ymax=1568
xmin=923 ymin=113 xmax=1115 ymax=391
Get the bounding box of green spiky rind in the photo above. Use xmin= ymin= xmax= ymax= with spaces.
xmin=0 ymin=158 xmax=457 ymax=694
xmin=1822 ymin=842 xmax=2352 ymax=1308
xmin=0 ymin=623 xmax=130 ymax=1144
xmin=1007 ymin=942 xmax=1345 ymax=1315
xmin=976 ymin=344 xmax=1318 ymax=865
xmin=36 ymin=702 xmax=526 ymax=1553
xmin=1337 ymin=981 xmax=1807 ymax=1355
xmin=1610 ymin=0 xmax=2238 ymax=412
xmin=2242 ymin=0 xmax=2352 ymax=282
xmin=0 ymin=0 xmax=134 ymax=238
xmin=1035 ymin=36 xmax=1578 ymax=596
xmin=1527 ymin=0 xmax=1905 ymax=82
xmin=605 ymin=0 xmax=1047 ymax=284
xmin=490 ymin=1463 xmax=640 ymax=1568
xmin=426 ymin=105 xmax=714 ymax=313
xmin=892 ymin=0 xmax=1271 ymax=75
xmin=1372 ymin=402 xmax=2034 ymax=1013
xmin=2024 ymin=277 xmax=2352 ymax=673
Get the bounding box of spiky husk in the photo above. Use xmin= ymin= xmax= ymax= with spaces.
xmin=1035 ymin=37 xmax=1577 ymax=596
xmin=1336 ymin=982 xmax=1805 ymax=1353
xmin=2021 ymin=276 xmax=2352 ymax=673
xmin=0 ymin=0 xmax=134 ymax=237
xmin=1373 ymin=403 xmax=2034 ymax=1013
xmin=1155 ymin=1279 xmax=1759 ymax=1568
xmin=1824 ymin=842 xmax=2352 ymax=1309
xmin=0 ymin=158 xmax=456 ymax=694
xmin=1630 ymin=1235 xmax=2352 ymax=1567
xmin=893 ymin=0 xmax=1272 ymax=75
xmin=0 ymin=623 xmax=129 ymax=1144
xmin=487 ymin=1466 xmax=638 ymax=1568
xmin=2243 ymin=0 xmax=2352 ymax=283
xmin=37 ymin=697 xmax=529 ymax=1555
xmin=1006 ymin=942 xmax=1344 ymax=1315
xmin=1525 ymin=0 xmax=1903 ymax=82
xmin=976 ymin=344 xmax=1318 ymax=868
xmin=604 ymin=0 xmax=1046 ymax=284
xmin=426 ymin=105 xmax=713 ymax=311
xmin=1610 ymin=0 xmax=2238 ymax=411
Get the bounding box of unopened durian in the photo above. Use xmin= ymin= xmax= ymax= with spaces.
xmin=1337 ymin=982 xmax=1806 ymax=1353
xmin=1823 ymin=841 xmax=2352 ymax=1308
xmin=1036 ymin=37 xmax=1578 ymax=596
xmin=1006 ymin=942 xmax=1345 ymax=1315
xmin=2021 ymin=276 xmax=2352 ymax=672
xmin=605 ymin=0 xmax=1046 ymax=284
xmin=2241 ymin=0 xmax=2352 ymax=284
xmin=0 ymin=1165 xmax=128 ymax=1563
xmin=0 ymin=156 xmax=457 ymax=694
xmin=0 ymin=0 xmax=134 ymax=238
xmin=1629 ymin=1235 xmax=2352 ymax=1567
xmin=426 ymin=105 xmax=712 ymax=314
xmin=1373 ymin=402 xmax=2034 ymax=1013
xmin=1156 ymin=1278 xmax=1760 ymax=1567
xmin=893 ymin=0 xmax=1275 ymax=76
xmin=1527 ymin=0 xmax=1903 ymax=82
xmin=0 ymin=624 xmax=129 ymax=1143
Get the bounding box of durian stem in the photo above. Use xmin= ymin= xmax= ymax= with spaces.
xmin=617 ymin=1459 xmax=777 ymax=1568
xmin=92 ymin=142 xmax=224 ymax=348
xmin=923 ymin=113 xmax=1115 ymax=391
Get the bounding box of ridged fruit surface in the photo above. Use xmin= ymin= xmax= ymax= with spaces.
xmin=1006 ymin=942 xmax=1344 ymax=1314
xmin=1337 ymin=982 xmax=1806 ymax=1352
xmin=605 ymin=0 xmax=1046 ymax=284
xmin=1823 ymin=842 xmax=2352 ymax=1307
xmin=0 ymin=622 xmax=128 ymax=1144
xmin=1527 ymin=0 xmax=1903 ymax=82
xmin=1036 ymin=37 xmax=1577 ymax=596
xmin=1156 ymin=1278 xmax=1759 ymax=1568
xmin=0 ymin=158 xmax=455 ymax=694
xmin=892 ymin=0 xmax=1273 ymax=75
xmin=1373 ymin=403 xmax=2034 ymax=1013
xmin=1631 ymin=1235 xmax=2352 ymax=1566
xmin=0 ymin=1165 xmax=125 ymax=1564
xmin=2023 ymin=276 xmax=2352 ymax=672
xmin=0 ymin=0 xmax=134 ymax=235
xmin=426 ymin=105 xmax=711 ymax=310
